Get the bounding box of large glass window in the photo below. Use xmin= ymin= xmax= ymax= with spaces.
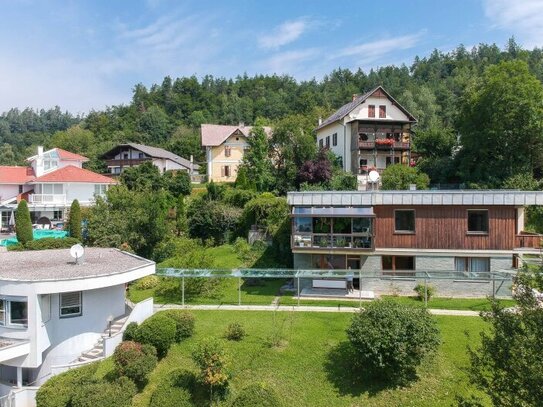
xmin=353 ymin=218 xmax=371 ymax=234
xmin=294 ymin=218 xmax=312 ymax=233
xmin=0 ymin=301 xmax=5 ymax=326
xmin=395 ymin=210 xmax=415 ymax=233
xmin=94 ymin=184 xmax=107 ymax=196
xmin=42 ymin=184 xmax=63 ymax=195
xmin=9 ymin=302 xmax=27 ymax=326
xmin=313 ymin=218 xmax=331 ymax=234
xmin=382 ymin=256 xmax=415 ymax=275
xmin=468 ymin=210 xmax=488 ymax=233
xmin=333 ymin=218 xmax=352 ymax=234
xmin=60 ymin=292 xmax=82 ymax=317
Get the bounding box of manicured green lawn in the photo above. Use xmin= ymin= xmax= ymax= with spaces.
xmin=132 ymin=310 xmax=489 ymax=407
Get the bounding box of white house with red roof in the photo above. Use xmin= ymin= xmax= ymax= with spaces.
xmin=0 ymin=147 xmax=116 ymax=231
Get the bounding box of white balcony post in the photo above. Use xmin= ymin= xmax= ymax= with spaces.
xmin=16 ymin=367 xmax=22 ymax=388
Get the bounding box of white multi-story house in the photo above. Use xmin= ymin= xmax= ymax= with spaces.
xmin=0 ymin=147 xmax=116 ymax=231
xmin=315 ymin=86 xmax=417 ymax=189
xmin=100 ymin=143 xmax=199 ymax=177
xmin=0 ymin=247 xmax=155 ymax=407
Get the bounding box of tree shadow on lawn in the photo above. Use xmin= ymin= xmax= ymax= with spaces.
xmin=324 ymin=341 xmax=408 ymax=398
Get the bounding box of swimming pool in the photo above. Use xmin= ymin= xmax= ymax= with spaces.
xmin=0 ymin=229 xmax=68 ymax=246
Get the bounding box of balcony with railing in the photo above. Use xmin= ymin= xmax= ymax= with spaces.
xmin=105 ymin=158 xmax=151 ymax=168
xmin=28 ymin=194 xmax=67 ymax=204
xmin=515 ymin=232 xmax=543 ymax=250
xmin=359 ymin=139 xmax=410 ymax=150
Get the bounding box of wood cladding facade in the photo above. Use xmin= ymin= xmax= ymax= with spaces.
xmin=373 ymin=205 xmax=522 ymax=250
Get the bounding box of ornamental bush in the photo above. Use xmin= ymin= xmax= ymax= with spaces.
xmin=347 ymin=300 xmax=440 ymax=384
xmin=133 ymin=275 xmax=160 ymax=290
xmin=162 ymin=309 xmax=195 ymax=341
xmin=224 ymin=322 xmax=246 ymax=341
xmin=15 ymin=199 xmax=33 ymax=245
xmin=70 ymin=376 xmax=137 ymax=407
xmin=113 ymin=341 xmax=157 ymax=387
xmin=149 ymin=384 xmax=193 ymax=407
xmin=122 ymin=322 xmax=139 ymax=341
xmin=413 ymin=283 xmax=436 ymax=301
xmin=136 ymin=313 xmax=176 ymax=357
xmin=192 ymin=337 xmax=230 ymax=396
xmin=67 ymin=199 xmax=82 ymax=240
xmin=230 ymin=383 xmax=282 ymax=407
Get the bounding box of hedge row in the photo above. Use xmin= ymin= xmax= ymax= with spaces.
xmin=7 ymin=237 xmax=80 ymax=251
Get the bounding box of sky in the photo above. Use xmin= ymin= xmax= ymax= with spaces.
xmin=1 ymin=0 xmax=542 ymax=114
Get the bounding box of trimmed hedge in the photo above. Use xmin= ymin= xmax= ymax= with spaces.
xmin=122 ymin=322 xmax=139 ymax=341
xmin=68 ymin=199 xmax=82 ymax=240
xmin=70 ymin=376 xmax=137 ymax=407
xmin=136 ymin=313 xmax=176 ymax=357
xmin=230 ymin=383 xmax=282 ymax=407
xmin=15 ymin=199 xmax=33 ymax=244
xmin=113 ymin=341 xmax=157 ymax=387
xmin=36 ymin=363 xmax=98 ymax=407
xmin=7 ymin=237 xmax=81 ymax=251
xmin=162 ymin=310 xmax=195 ymax=341
xmin=149 ymin=384 xmax=193 ymax=407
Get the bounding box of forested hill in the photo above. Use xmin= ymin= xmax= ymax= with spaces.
xmin=2 ymin=39 xmax=543 ymax=186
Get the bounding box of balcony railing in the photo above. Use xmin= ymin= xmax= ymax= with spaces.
xmin=359 ymin=140 xmax=410 ymax=150
xmin=515 ymin=233 xmax=543 ymax=250
xmin=28 ymin=194 xmax=67 ymax=204
xmin=292 ymin=233 xmax=374 ymax=250
xmin=106 ymin=158 xmax=151 ymax=167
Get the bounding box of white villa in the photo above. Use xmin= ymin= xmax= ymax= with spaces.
xmin=0 ymin=247 xmax=155 ymax=407
xmin=315 ymin=86 xmax=417 ymax=189
xmin=0 ymin=147 xmax=116 ymax=231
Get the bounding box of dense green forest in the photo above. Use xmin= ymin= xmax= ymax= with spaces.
xmin=2 ymin=39 xmax=543 ymax=188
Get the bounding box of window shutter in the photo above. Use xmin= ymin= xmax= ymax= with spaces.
xmin=221 ymin=166 xmax=225 ymax=177
xmin=61 ymin=292 xmax=81 ymax=308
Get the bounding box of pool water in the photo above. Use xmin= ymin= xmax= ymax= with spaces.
xmin=0 ymin=229 xmax=68 ymax=246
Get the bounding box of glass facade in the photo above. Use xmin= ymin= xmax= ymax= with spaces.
xmin=292 ymin=210 xmax=374 ymax=250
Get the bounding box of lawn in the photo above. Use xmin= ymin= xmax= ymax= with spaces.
xmin=132 ymin=310 xmax=489 ymax=407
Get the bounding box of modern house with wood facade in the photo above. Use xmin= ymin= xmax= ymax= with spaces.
xmin=287 ymin=190 xmax=543 ymax=295
xmin=315 ymin=86 xmax=416 ymax=189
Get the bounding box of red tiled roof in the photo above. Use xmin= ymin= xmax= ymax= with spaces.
xmin=55 ymin=148 xmax=89 ymax=162
xmin=0 ymin=166 xmax=35 ymax=184
xmin=31 ymin=165 xmax=117 ymax=184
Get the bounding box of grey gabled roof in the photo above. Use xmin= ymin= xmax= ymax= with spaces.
xmin=287 ymin=190 xmax=543 ymax=207
xmin=102 ymin=143 xmax=199 ymax=170
xmin=316 ymin=85 xmax=417 ymax=130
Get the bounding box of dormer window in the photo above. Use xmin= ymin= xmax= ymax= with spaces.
xmin=368 ymin=105 xmax=375 ymax=118
xmin=43 ymin=159 xmax=58 ymax=171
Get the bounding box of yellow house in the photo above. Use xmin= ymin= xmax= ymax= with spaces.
xmin=201 ymin=124 xmax=272 ymax=183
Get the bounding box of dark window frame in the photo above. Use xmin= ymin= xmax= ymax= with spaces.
xmin=379 ymin=105 xmax=386 ymax=118
xmin=332 ymin=133 xmax=338 ymax=146
xmin=467 ymin=209 xmax=489 ymax=234
xmin=368 ymin=105 xmax=375 ymax=118
xmin=394 ymin=209 xmax=416 ymax=233
xmin=59 ymin=291 xmax=82 ymax=318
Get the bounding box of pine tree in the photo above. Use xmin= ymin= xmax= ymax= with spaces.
xmin=15 ymin=199 xmax=33 ymax=245
xmin=67 ymin=199 xmax=82 ymax=240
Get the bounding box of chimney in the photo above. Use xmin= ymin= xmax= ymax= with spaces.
xmin=35 ymin=146 xmax=45 ymax=177
xmin=239 ymin=122 xmax=245 ymax=128
xmin=37 ymin=146 xmax=44 ymax=156
xmin=352 ymin=94 xmax=358 ymax=102
xmin=318 ymin=117 xmax=322 ymax=126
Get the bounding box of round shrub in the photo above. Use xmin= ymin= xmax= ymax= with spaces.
xmin=162 ymin=310 xmax=195 ymax=341
xmin=36 ymin=363 xmax=99 ymax=407
xmin=136 ymin=313 xmax=176 ymax=357
xmin=113 ymin=341 xmax=157 ymax=387
xmin=225 ymin=322 xmax=246 ymax=341
xmin=413 ymin=283 xmax=436 ymax=301
xmin=133 ymin=275 xmax=160 ymax=290
xmin=192 ymin=337 xmax=230 ymax=392
xmin=347 ymin=300 xmax=440 ymax=384
xmin=70 ymin=376 xmax=137 ymax=407
xmin=230 ymin=383 xmax=282 ymax=407
xmin=122 ymin=322 xmax=138 ymax=341
xmin=150 ymin=384 xmax=193 ymax=407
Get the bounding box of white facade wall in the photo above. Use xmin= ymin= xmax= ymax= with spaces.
xmin=315 ymin=122 xmax=350 ymax=171
xmin=0 ymin=185 xmax=20 ymax=202
xmin=348 ymin=96 xmax=409 ymax=122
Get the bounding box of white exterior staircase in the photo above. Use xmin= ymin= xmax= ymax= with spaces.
xmin=75 ymin=315 xmax=128 ymax=363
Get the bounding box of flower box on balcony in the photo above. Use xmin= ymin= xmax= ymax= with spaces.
xmin=375 ymin=138 xmax=395 ymax=146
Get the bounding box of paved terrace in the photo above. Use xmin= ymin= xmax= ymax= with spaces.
xmin=0 ymin=248 xmax=153 ymax=281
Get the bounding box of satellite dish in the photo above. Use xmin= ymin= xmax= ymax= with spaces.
xmin=368 ymin=170 xmax=380 ymax=183
xmin=70 ymin=244 xmax=85 ymax=264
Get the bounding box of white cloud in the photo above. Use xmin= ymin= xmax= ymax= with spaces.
xmin=334 ymin=32 xmax=425 ymax=68
xmin=259 ymin=48 xmax=321 ymax=76
xmin=258 ymin=18 xmax=312 ymax=49
xmin=483 ymin=0 xmax=543 ymax=48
